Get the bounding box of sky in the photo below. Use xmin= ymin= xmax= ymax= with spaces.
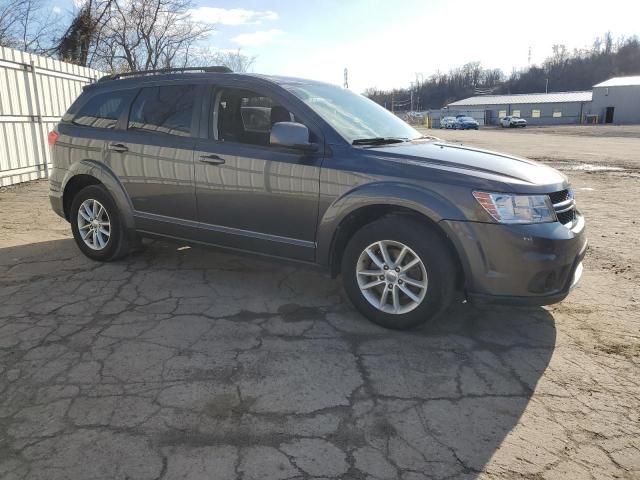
xmin=55 ymin=0 xmax=640 ymax=93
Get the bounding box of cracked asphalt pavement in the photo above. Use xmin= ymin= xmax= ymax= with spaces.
xmin=1 ymin=179 xmax=639 ymax=479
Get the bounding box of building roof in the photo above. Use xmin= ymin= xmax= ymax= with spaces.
xmin=448 ymin=91 xmax=592 ymax=107
xmin=593 ymin=76 xmax=640 ymax=88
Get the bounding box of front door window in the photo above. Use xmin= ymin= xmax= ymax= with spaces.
xmin=213 ymin=88 xmax=302 ymax=146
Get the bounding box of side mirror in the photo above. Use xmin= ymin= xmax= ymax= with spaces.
xmin=270 ymin=122 xmax=317 ymax=151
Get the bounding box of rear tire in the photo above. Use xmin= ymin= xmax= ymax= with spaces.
xmin=341 ymin=216 xmax=456 ymax=330
xmin=70 ymin=185 xmax=131 ymax=262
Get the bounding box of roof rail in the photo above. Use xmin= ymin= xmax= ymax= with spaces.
xmin=98 ymin=66 xmax=233 ymax=82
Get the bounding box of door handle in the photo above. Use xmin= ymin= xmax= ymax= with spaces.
xmin=199 ymin=154 xmax=225 ymax=165
xmin=108 ymin=143 xmax=128 ymax=153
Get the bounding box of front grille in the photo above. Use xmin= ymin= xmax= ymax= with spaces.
xmin=549 ymin=189 xmax=570 ymax=204
xmin=556 ymin=209 xmax=576 ymax=224
xmin=549 ymin=189 xmax=576 ymax=225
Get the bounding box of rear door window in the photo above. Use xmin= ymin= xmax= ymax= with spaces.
xmin=128 ymin=85 xmax=197 ymax=137
xmin=73 ymin=90 xmax=131 ymax=129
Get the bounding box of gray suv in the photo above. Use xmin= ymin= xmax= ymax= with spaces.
xmin=48 ymin=67 xmax=587 ymax=329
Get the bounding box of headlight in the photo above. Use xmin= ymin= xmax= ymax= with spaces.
xmin=473 ymin=191 xmax=556 ymax=224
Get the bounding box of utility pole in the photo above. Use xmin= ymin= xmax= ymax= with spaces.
xmin=391 ymin=92 xmax=394 ymax=113
xmin=343 ymin=68 xmax=348 ymax=89
xmin=545 ymin=78 xmax=549 ymax=93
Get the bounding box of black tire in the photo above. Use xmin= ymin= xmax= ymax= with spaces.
xmin=70 ymin=184 xmax=131 ymax=262
xmin=341 ymin=216 xmax=456 ymax=330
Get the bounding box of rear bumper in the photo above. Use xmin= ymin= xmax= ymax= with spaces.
xmin=441 ymin=215 xmax=587 ymax=306
xmin=49 ymin=167 xmax=66 ymax=220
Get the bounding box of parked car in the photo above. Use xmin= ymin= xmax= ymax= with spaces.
xmin=48 ymin=67 xmax=586 ymax=330
xmin=500 ymin=116 xmax=527 ymax=128
xmin=455 ymin=116 xmax=479 ymax=130
xmin=440 ymin=116 xmax=457 ymax=129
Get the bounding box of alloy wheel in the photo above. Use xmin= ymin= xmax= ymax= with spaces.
xmin=77 ymin=199 xmax=111 ymax=250
xmin=356 ymin=240 xmax=428 ymax=314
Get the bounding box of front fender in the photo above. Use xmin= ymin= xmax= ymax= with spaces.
xmin=316 ymin=181 xmax=466 ymax=267
xmin=62 ymin=159 xmax=136 ymax=234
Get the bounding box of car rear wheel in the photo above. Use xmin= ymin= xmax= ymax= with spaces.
xmin=70 ymin=185 xmax=131 ymax=261
xmin=341 ymin=216 xmax=456 ymax=330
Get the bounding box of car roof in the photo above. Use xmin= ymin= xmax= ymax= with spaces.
xmin=87 ymin=71 xmax=338 ymax=92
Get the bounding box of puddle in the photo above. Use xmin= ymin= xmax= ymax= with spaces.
xmin=567 ymin=164 xmax=625 ymax=172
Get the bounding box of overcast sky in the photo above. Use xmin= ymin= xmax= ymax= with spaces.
xmin=56 ymin=0 xmax=640 ymax=92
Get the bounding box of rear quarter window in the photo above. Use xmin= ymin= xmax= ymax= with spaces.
xmin=72 ymin=90 xmax=132 ymax=129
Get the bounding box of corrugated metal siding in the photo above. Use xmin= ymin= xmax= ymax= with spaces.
xmin=448 ymin=91 xmax=592 ymax=107
xmin=0 ymin=47 xmax=103 ymax=186
xmin=589 ymin=84 xmax=640 ymax=124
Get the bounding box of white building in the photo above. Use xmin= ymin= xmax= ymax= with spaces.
xmin=445 ymin=76 xmax=640 ymax=125
xmin=587 ymin=76 xmax=640 ymax=124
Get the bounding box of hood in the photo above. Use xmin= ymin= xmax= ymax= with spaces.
xmin=369 ymin=141 xmax=567 ymax=187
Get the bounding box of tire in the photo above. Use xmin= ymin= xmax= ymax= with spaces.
xmin=70 ymin=184 xmax=131 ymax=262
xmin=341 ymin=216 xmax=456 ymax=330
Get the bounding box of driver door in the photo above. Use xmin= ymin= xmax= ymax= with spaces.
xmin=193 ymin=85 xmax=324 ymax=261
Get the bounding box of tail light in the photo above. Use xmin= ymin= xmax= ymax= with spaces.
xmin=48 ymin=130 xmax=59 ymax=146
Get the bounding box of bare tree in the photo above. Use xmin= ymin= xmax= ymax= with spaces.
xmin=0 ymin=0 xmax=59 ymax=52
xmin=56 ymin=0 xmax=256 ymax=74
xmin=56 ymin=0 xmax=112 ymax=66
xmin=188 ymin=47 xmax=256 ymax=72
xmin=85 ymin=0 xmax=213 ymax=72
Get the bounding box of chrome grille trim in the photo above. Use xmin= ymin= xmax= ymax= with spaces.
xmin=553 ymin=198 xmax=574 ymax=209
xmin=555 ymin=202 xmax=576 ymax=214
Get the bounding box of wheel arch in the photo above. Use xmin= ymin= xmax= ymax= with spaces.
xmin=61 ymin=160 xmax=136 ymax=235
xmin=318 ymin=184 xmax=466 ymax=288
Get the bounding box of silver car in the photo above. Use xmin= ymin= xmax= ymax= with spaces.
xmin=440 ymin=116 xmax=457 ymax=129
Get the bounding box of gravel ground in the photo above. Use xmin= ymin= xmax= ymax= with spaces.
xmin=0 ymin=127 xmax=639 ymax=479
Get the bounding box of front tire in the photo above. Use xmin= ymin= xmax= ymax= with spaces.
xmin=70 ymin=185 xmax=131 ymax=261
xmin=341 ymin=216 xmax=456 ymax=330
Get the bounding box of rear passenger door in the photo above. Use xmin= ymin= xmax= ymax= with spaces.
xmin=105 ymin=83 xmax=200 ymax=229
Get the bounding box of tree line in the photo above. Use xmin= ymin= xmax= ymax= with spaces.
xmin=0 ymin=0 xmax=254 ymax=72
xmin=365 ymin=33 xmax=640 ymax=110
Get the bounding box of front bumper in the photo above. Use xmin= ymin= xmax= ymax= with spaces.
xmin=441 ymin=215 xmax=587 ymax=306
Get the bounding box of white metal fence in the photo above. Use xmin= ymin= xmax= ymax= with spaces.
xmin=0 ymin=47 xmax=103 ymax=187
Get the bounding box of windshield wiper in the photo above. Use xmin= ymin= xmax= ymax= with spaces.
xmin=352 ymin=137 xmax=409 ymax=145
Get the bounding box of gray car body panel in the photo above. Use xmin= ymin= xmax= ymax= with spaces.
xmin=50 ymin=72 xmax=586 ymax=304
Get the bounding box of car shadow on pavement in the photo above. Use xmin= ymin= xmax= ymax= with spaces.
xmin=0 ymin=238 xmax=556 ymax=479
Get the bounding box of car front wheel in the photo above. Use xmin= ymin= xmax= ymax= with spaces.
xmin=341 ymin=216 xmax=456 ymax=329
xmin=70 ymin=185 xmax=131 ymax=261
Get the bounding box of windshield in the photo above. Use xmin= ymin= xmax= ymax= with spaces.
xmin=283 ymin=82 xmax=421 ymax=143
xmin=459 ymin=116 xmax=475 ymax=121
